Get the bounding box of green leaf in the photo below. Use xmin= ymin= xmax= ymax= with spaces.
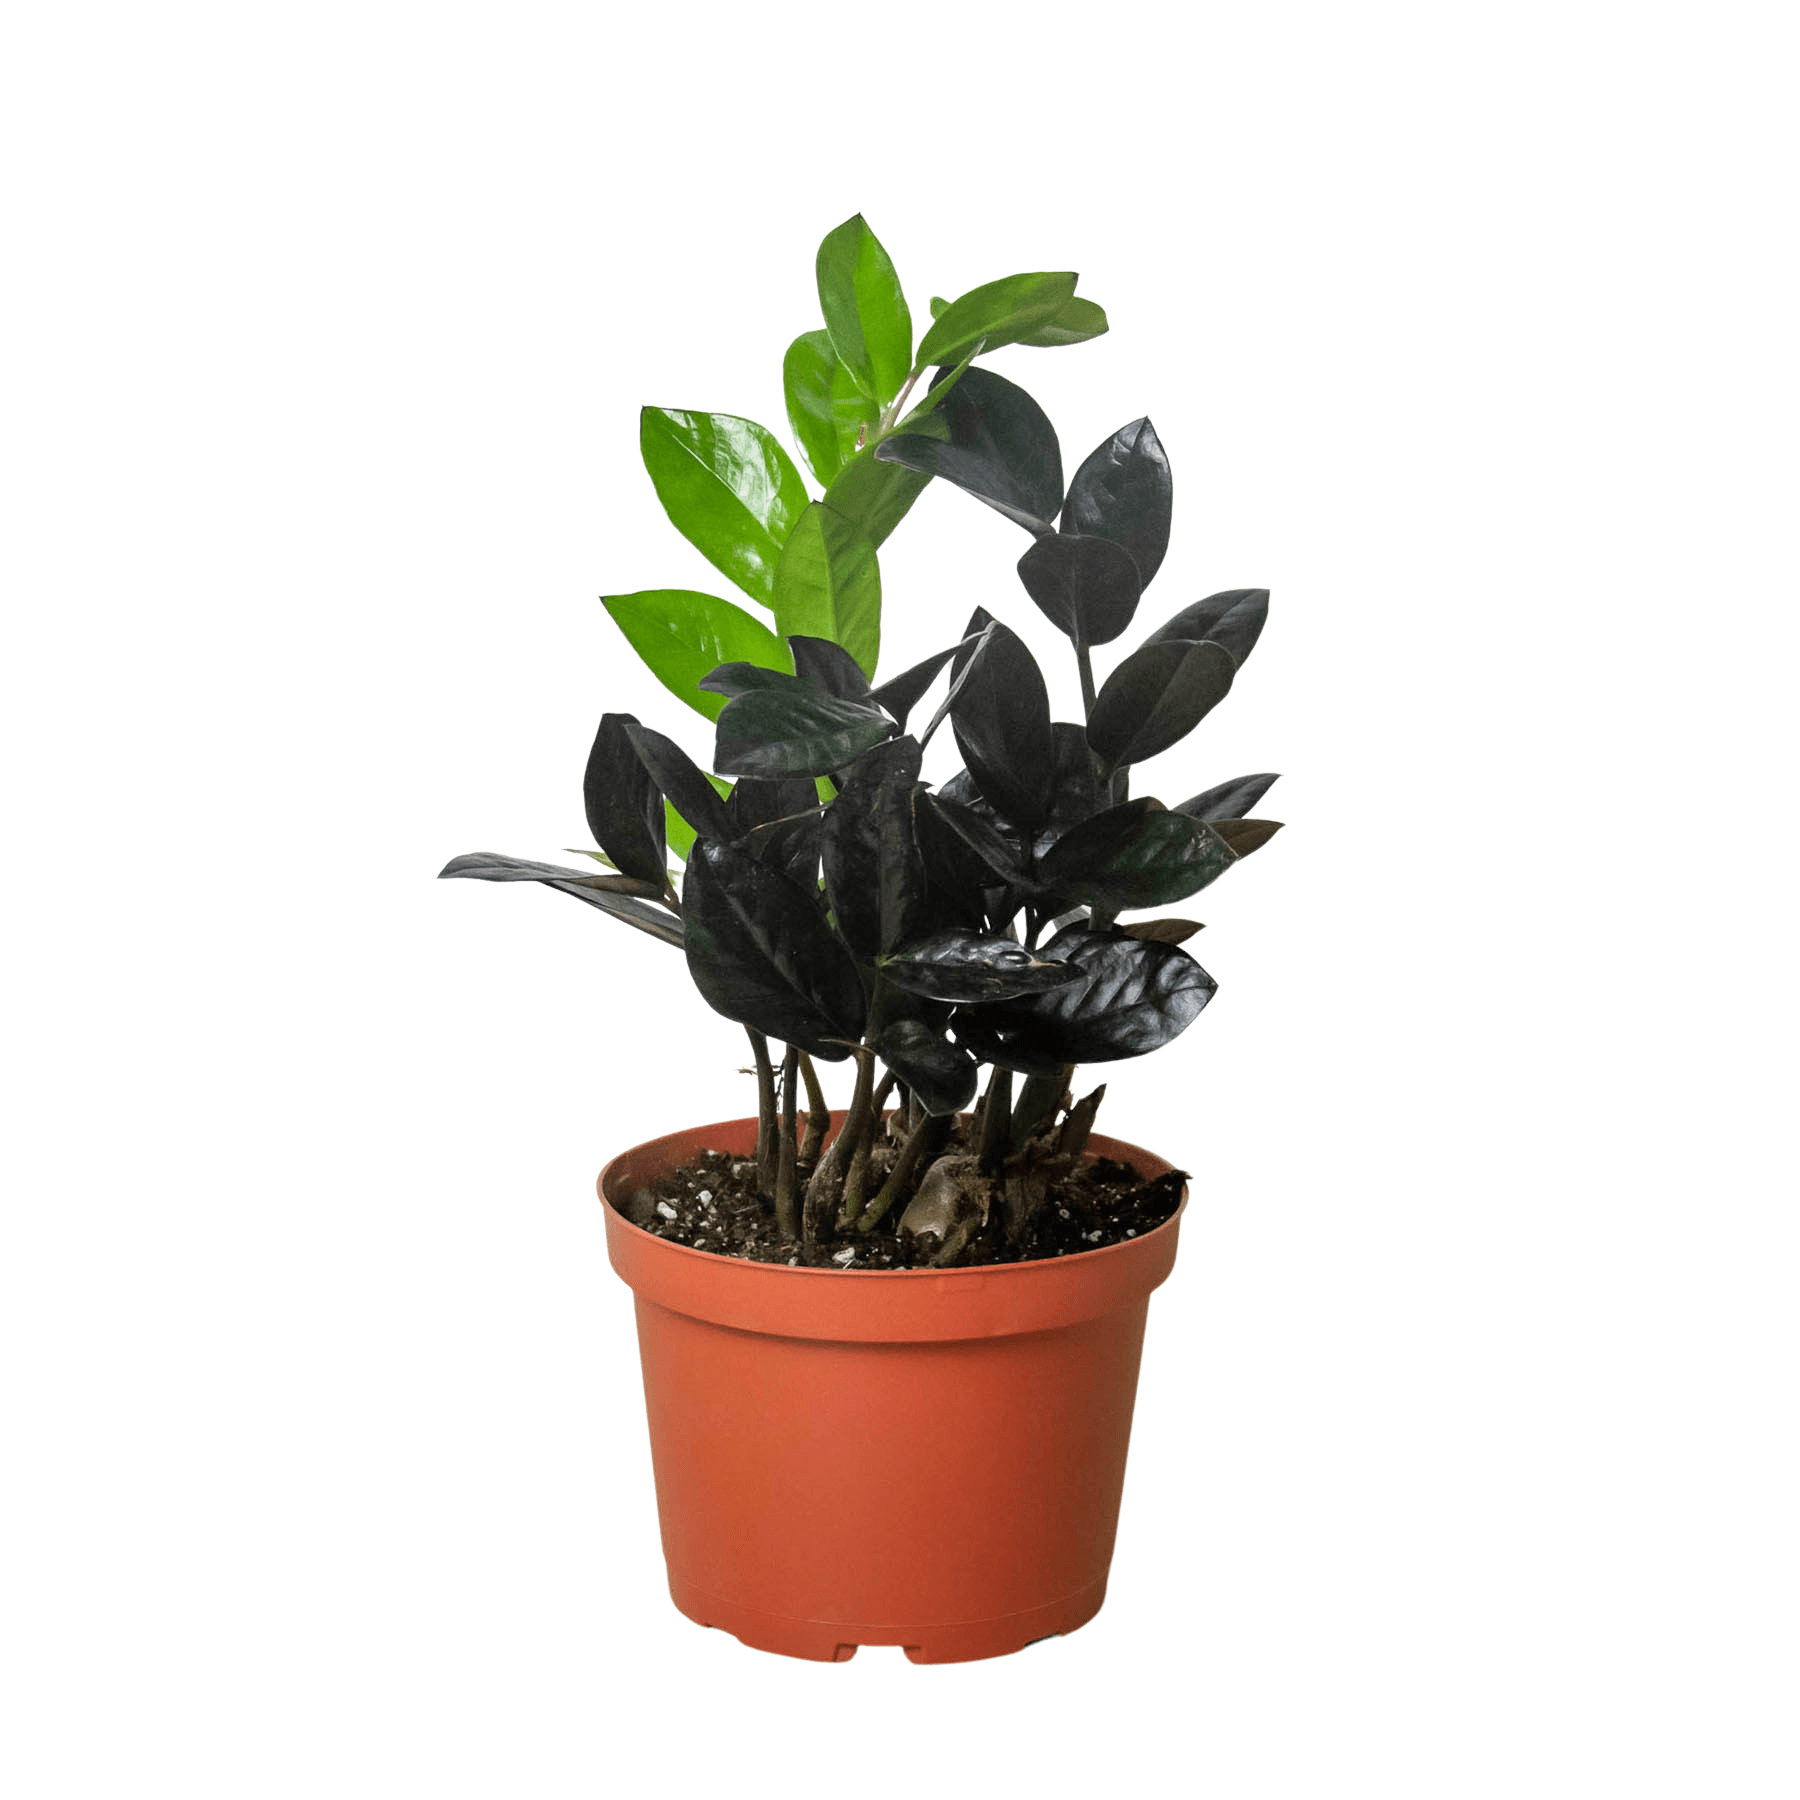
xmin=639 ymin=408 xmax=810 ymax=608
xmin=1016 ymin=294 xmax=1109 ymax=348
xmin=815 ymin=213 xmax=913 ymax=405
xmin=771 ymin=501 xmax=881 ymax=676
xmin=928 ymin=295 xmax=949 ymax=319
xmin=782 ymin=329 xmax=877 ymax=488
xmin=823 ymin=447 xmax=932 ymax=550
xmin=915 ymin=272 xmax=1079 ymax=371
xmin=601 ymin=589 xmax=787 ymax=723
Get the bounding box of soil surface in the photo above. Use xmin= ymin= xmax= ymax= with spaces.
xmin=610 ymin=1115 xmax=1186 ymax=1269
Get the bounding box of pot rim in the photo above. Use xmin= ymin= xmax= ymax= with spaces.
xmin=598 ymin=1111 xmax=1186 ymax=1279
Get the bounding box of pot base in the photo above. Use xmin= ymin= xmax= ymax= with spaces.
xmin=668 ymin=1571 xmax=1109 ymax=1664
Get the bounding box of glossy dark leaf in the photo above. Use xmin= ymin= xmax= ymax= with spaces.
xmin=622 ymin=723 xmax=734 ymax=844
xmin=918 ymin=791 xmax=1023 ymax=886
xmin=1123 ymin=918 xmax=1204 ymax=945
xmin=815 ymin=213 xmax=913 ymax=405
xmin=583 ymin=712 xmax=665 ymax=885
xmin=820 ymin=736 xmax=926 ymax=958
xmin=697 ymin=662 xmax=798 ymax=701
xmin=714 ymin=685 xmax=896 ymax=779
xmin=1016 ymin=532 xmax=1142 ymax=646
xmin=961 ymin=923 xmax=1216 ymax=1069
xmin=1031 ymin=723 xmax=1104 ymax=855
xmin=788 ymin=634 xmax=872 ymax=702
xmin=913 ymin=793 xmax=1012 ymax=933
xmin=771 ymin=501 xmax=882 ymax=676
xmin=870 ymin=1019 xmax=977 ymax=1117
xmin=681 ymin=840 xmax=866 ymax=1060
xmin=1087 ymin=639 xmax=1237 ymax=770
xmin=1016 ymin=294 xmax=1109 ymax=348
xmin=875 ymin=367 xmax=1063 ymax=534
xmin=914 ymin=271 xmax=1079 ymax=370
xmin=733 ymin=799 xmax=826 ymax=892
xmin=1176 ymin=772 xmax=1281 ymax=822
xmin=1060 ymin=417 xmax=1172 ymax=589
xmin=639 ymin=409 xmax=810 ymax=608
xmin=601 ymin=589 xmax=787 ymax=725
xmin=782 ymin=329 xmax=875 ymax=487
xmin=438 ymin=853 xmax=682 ymax=949
xmin=822 ymin=451 xmax=931 ymax=551
xmin=949 ymin=616 xmax=1055 ymax=827
xmin=726 ymin=775 xmax=818 ymax=837
xmin=1147 ymin=588 xmax=1269 ymax=668
xmin=1212 ymin=818 xmax=1284 ymax=858
xmin=1036 ymin=799 xmax=1236 ymax=911
xmin=660 ymin=782 xmax=730 ymax=865
xmin=867 ymin=643 xmax=957 ymax=730
xmin=880 ymin=929 xmax=1082 ymax=1003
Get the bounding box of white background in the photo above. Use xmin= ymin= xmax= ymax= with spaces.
xmin=4 ymin=3 xmax=1795 ymax=1795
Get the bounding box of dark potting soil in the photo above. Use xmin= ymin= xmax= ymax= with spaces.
xmin=610 ymin=1116 xmax=1187 ymax=1270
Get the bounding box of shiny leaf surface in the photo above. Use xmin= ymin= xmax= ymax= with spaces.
xmin=782 ymin=329 xmax=876 ymax=487
xmin=915 ymin=271 xmax=1079 ymax=370
xmin=880 ymin=929 xmax=1081 ymax=1003
xmin=602 ymin=589 xmax=786 ymax=723
xmin=1060 ymin=417 xmax=1172 ymax=588
xmin=871 ymin=1018 xmax=977 ymax=1117
xmin=582 ymin=712 xmax=665 ymax=885
xmin=875 ymin=367 xmax=1063 ymax=534
xmin=771 ymin=501 xmax=881 ymax=675
xmin=714 ymin=685 xmax=895 ymax=778
xmin=1016 ymin=294 xmax=1109 ymax=348
xmin=788 ymin=634 xmax=872 ymax=702
xmin=960 ymin=923 xmax=1216 ymax=1069
xmin=639 ymin=408 xmax=810 ymax=608
xmin=1016 ymin=532 xmax=1142 ymax=646
xmin=1036 ymin=799 xmax=1236 ymax=911
xmin=1176 ymin=772 xmax=1281 ymax=822
xmin=949 ymin=617 xmax=1055 ymax=826
xmin=1147 ymin=588 xmax=1269 ymax=667
xmin=867 ymin=643 xmax=957 ymax=730
xmin=1088 ymin=639 xmax=1237 ymax=769
xmin=822 ymin=450 xmax=931 ymax=550
xmin=661 ymin=781 xmax=730 ymax=863
xmin=623 ymin=723 xmax=734 ymax=844
xmin=438 ymin=853 xmax=682 ymax=949
xmin=821 ymin=737 xmax=925 ymax=958
xmin=681 ymin=840 xmax=866 ymax=1059
xmin=727 ymin=776 xmax=823 ymax=889
xmin=815 ymin=213 xmax=913 ymax=405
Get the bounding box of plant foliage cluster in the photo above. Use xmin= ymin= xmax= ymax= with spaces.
xmin=443 ymin=217 xmax=1282 ymax=1265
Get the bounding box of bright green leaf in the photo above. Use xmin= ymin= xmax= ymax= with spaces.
xmin=915 ymin=272 xmax=1079 ymax=371
xmin=638 ymin=408 xmax=810 ymax=608
xmin=1016 ymin=294 xmax=1109 ymax=348
xmin=822 ymin=450 xmax=932 ymax=553
xmin=815 ymin=214 xmax=913 ymax=405
xmin=783 ymin=329 xmax=877 ymax=488
xmin=771 ymin=502 xmax=881 ymax=676
xmin=602 ymin=589 xmax=787 ymax=722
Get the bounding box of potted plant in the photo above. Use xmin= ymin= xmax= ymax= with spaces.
xmin=441 ymin=215 xmax=1283 ymax=1661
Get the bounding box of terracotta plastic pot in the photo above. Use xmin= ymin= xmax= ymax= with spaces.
xmin=600 ymin=1114 xmax=1186 ymax=1663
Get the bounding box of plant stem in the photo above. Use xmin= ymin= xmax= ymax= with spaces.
xmin=803 ymin=1047 xmax=873 ymax=1242
xmin=747 ymin=1029 xmax=777 ymax=1200
xmin=977 ymin=1064 xmax=1013 ymax=1176
xmin=774 ymin=1045 xmax=800 ymax=1238
xmin=858 ymin=1107 xmax=947 ymax=1231
xmin=796 ymin=1052 xmax=829 ymax=1167
xmin=1076 ymin=638 xmax=1098 ymax=719
xmin=840 ymin=1071 xmax=896 ymax=1225
xmin=1010 ymin=1065 xmax=1072 ymax=1151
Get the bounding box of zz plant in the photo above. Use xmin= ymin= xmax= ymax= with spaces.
xmin=443 ymin=216 xmax=1281 ymax=1267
